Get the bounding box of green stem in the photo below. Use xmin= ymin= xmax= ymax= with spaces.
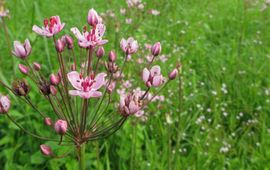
xmin=78 ymin=143 xmax=86 ymax=170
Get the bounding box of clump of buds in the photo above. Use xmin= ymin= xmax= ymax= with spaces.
xmin=12 ymin=79 xmax=30 ymax=96
xmin=39 ymin=80 xmax=51 ymax=96
xmin=119 ymin=92 xmax=142 ymax=116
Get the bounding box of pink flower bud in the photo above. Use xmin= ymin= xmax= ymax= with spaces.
xmin=55 ymin=39 xmax=64 ymax=53
xmin=50 ymin=74 xmax=60 ymax=85
xmin=18 ymin=64 xmax=29 ymax=75
xmin=109 ymin=51 xmax=116 ymax=62
xmin=151 ymin=42 xmax=161 ymax=56
xmin=44 ymin=117 xmax=52 ymax=126
xmin=33 ymin=62 xmax=41 ymax=71
xmin=96 ymin=46 xmax=105 ymax=58
xmin=64 ymin=35 xmax=74 ymax=49
xmin=40 ymin=144 xmax=52 ymax=156
xmin=50 ymin=85 xmax=57 ymax=96
xmin=168 ymin=68 xmax=178 ymax=80
xmin=54 ymin=119 xmax=68 ymax=135
xmin=0 ymin=95 xmax=11 ymax=114
xmin=87 ymin=9 xmax=99 ymax=26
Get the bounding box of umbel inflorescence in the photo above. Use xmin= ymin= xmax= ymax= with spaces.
xmin=0 ymin=8 xmax=178 ymax=157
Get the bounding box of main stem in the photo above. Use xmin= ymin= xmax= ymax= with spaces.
xmin=78 ymin=143 xmax=86 ymax=170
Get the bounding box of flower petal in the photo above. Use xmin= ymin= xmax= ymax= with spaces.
xmin=152 ymin=75 xmax=163 ymax=87
xmin=32 ymin=25 xmax=53 ymax=37
xmin=24 ymin=39 xmax=31 ymax=56
xmin=67 ymin=71 xmax=82 ymax=90
xmin=92 ymin=73 xmax=107 ymax=90
xmin=71 ymin=27 xmax=84 ymax=40
xmin=88 ymin=91 xmax=102 ymax=98
xmin=142 ymin=68 xmax=150 ymax=83
xmin=150 ymin=65 xmax=161 ymax=76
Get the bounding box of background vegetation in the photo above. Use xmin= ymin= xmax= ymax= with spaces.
xmin=0 ymin=0 xmax=270 ymax=169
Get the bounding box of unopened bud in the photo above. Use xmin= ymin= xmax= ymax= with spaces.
xmin=168 ymin=68 xmax=178 ymax=80
xmin=40 ymin=144 xmax=52 ymax=156
xmin=96 ymin=46 xmax=105 ymax=58
xmin=33 ymin=62 xmax=41 ymax=71
xmin=87 ymin=9 xmax=99 ymax=27
xmin=54 ymin=119 xmax=68 ymax=135
xmin=64 ymin=35 xmax=74 ymax=49
xmin=151 ymin=42 xmax=161 ymax=56
xmin=18 ymin=64 xmax=29 ymax=75
xmin=50 ymin=85 xmax=57 ymax=96
xmin=44 ymin=117 xmax=52 ymax=126
xmin=108 ymin=51 xmax=116 ymax=62
xmin=55 ymin=39 xmax=64 ymax=53
xmin=0 ymin=95 xmax=11 ymax=114
xmin=50 ymin=74 xmax=60 ymax=86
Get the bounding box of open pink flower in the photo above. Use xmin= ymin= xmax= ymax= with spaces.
xmin=0 ymin=95 xmax=11 ymax=114
xmin=67 ymin=71 xmax=106 ymax=99
xmin=142 ymin=65 xmax=164 ymax=87
xmin=119 ymin=92 xmax=142 ymax=116
xmin=32 ymin=16 xmax=65 ymax=37
xmin=71 ymin=24 xmax=108 ymax=48
xmin=120 ymin=37 xmax=138 ymax=55
xmin=12 ymin=39 xmax=31 ymax=59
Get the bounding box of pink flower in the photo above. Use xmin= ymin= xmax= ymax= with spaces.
xmin=40 ymin=144 xmax=52 ymax=156
xmin=54 ymin=119 xmax=68 ymax=135
xmin=119 ymin=92 xmax=141 ymax=116
xmin=71 ymin=24 xmax=108 ymax=48
xmin=12 ymin=39 xmax=31 ymax=59
xmin=67 ymin=71 xmax=106 ymax=99
xmin=32 ymin=16 xmax=65 ymax=37
xmin=120 ymin=37 xmax=138 ymax=55
xmin=142 ymin=65 xmax=164 ymax=87
xmin=0 ymin=95 xmax=11 ymax=114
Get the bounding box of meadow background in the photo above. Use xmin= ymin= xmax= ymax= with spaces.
xmin=1 ymin=0 xmax=270 ymax=169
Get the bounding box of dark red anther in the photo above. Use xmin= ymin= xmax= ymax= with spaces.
xmin=79 ymin=74 xmax=83 ymax=79
xmin=90 ymin=73 xmax=95 ymax=80
xmin=44 ymin=19 xmax=49 ymax=27
xmin=50 ymin=17 xmax=56 ymax=26
xmin=83 ymin=25 xmax=87 ymax=32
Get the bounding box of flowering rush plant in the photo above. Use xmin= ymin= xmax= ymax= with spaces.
xmin=0 ymin=8 xmax=178 ymax=169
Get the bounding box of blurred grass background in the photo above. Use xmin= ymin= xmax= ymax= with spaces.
xmin=1 ymin=0 xmax=270 ymax=169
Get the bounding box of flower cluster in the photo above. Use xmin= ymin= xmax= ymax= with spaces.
xmin=0 ymin=8 xmax=177 ymax=159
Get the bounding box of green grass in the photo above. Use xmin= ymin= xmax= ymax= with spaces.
xmin=1 ymin=0 xmax=270 ymax=169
